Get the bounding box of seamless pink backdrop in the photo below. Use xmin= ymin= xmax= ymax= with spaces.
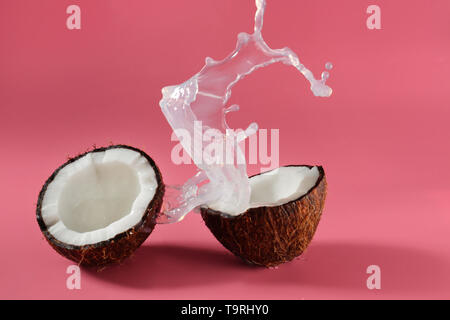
xmin=1 ymin=0 xmax=449 ymax=299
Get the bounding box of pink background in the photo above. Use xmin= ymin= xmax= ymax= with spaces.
xmin=1 ymin=0 xmax=449 ymax=299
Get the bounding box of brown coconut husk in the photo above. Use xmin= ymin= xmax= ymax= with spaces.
xmin=201 ymin=165 xmax=327 ymax=267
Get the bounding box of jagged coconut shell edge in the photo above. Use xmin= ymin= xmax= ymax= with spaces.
xmin=201 ymin=165 xmax=327 ymax=267
xmin=36 ymin=145 xmax=165 ymax=267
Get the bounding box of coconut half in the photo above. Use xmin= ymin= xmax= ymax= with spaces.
xmin=36 ymin=145 xmax=164 ymax=267
xmin=201 ymin=165 xmax=327 ymax=267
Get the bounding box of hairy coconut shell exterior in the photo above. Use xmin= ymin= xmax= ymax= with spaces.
xmin=36 ymin=145 xmax=164 ymax=268
xmin=201 ymin=165 xmax=326 ymax=267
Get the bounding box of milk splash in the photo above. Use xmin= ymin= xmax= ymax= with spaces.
xmin=158 ymin=0 xmax=332 ymax=223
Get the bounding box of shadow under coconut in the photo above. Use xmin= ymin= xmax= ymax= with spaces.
xmin=86 ymin=244 xmax=257 ymax=289
xmin=88 ymin=242 xmax=450 ymax=294
xmin=262 ymin=241 xmax=450 ymax=294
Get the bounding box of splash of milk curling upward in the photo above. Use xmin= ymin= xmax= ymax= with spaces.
xmin=158 ymin=0 xmax=332 ymax=223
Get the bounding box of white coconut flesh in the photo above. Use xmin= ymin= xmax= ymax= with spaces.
xmin=209 ymin=166 xmax=320 ymax=214
xmin=40 ymin=148 xmax=158 ymax=246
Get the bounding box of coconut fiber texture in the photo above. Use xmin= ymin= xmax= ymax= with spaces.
xmin=201 ymin=165 xmax=327 ymax=267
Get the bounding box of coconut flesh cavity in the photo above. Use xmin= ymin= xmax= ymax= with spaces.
xmin=39 ymin=147 xmax=159 ymax=247
xmin=208 ymin=166 xmax=320 ymax=214
xmin=249 ymin=166 xmax=319 ymax=209
xmin=158 ymin=0 xmax=332 ymax=222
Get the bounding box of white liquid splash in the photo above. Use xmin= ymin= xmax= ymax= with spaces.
xmin=158 ymin=0 xmax=332 ymax=223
